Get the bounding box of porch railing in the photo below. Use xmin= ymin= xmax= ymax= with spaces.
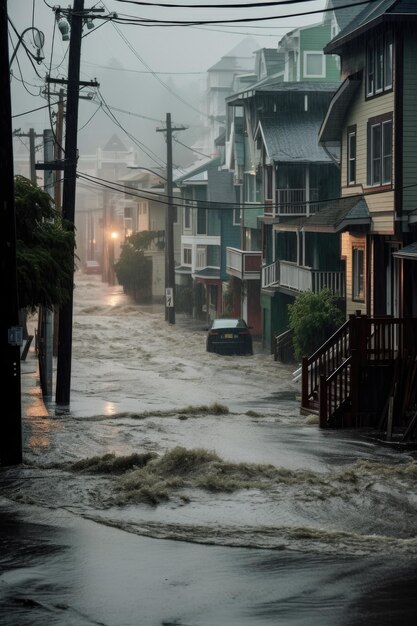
xmin=265 ymin=188 xmax=319 ymax=217
xmin=262 ymin=260 xmax=345 ymax=296
xmin=301 ymin=313 xmax=417 ymax=427
xmin=226 ymin=248 xmax=262 ymax=280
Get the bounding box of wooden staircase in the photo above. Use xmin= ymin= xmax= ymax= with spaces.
xmin=301 ymin=312 xmax=417 ymax=435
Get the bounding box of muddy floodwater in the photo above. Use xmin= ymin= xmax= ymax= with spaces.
xmin=1 ymin=273 xmax=417 ymax=625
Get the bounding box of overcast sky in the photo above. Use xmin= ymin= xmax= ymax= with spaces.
xmin=9 ymin=0 xmax=327 ymax=166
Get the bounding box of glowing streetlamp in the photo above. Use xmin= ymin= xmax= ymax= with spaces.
xmin=108 ymin=230 xmax=119 ymax=285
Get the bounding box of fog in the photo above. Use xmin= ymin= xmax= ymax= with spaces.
xmin=9 ymin=0 xmax=326 ymax=166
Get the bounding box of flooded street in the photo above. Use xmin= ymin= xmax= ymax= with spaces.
xmin=2 ymin=273 xmax=417 ymax=625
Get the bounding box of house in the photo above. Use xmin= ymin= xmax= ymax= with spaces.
xmin=224 ymin=20 xmax=342 ymax=350
xmin=116 ymin=167 xmax=168 ymax=301
xmin=174 ymin=157 xmax=241 ymax=322
xmin=300 ymin=0 xmax=417 ymax=438
xmin=319 ymin=0 xmax=417 ymax=320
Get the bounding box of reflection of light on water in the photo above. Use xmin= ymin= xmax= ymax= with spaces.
xmin=106 ymin=287 xmax=125 ymax=308
xmin=104 ymin=402 xmax=117 ymax=416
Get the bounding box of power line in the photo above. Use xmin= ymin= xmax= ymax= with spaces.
xmin=106 ymin=1 xmax=375 ymax=26
xmin=77 ymin=170 xmax=417 ymax=212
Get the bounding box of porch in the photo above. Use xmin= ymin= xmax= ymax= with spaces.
xmin=226 ymin=247 xmax=262 ymax=281
xmin=301 ymin=313 xmax=417 ymax=443
xmin=262 ymin=259 xmax=345 ymax=297
xmin=264 ymin=188 xmax=319 ymax=218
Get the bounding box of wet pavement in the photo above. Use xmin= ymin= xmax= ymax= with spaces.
xmin=2 ymin=276 xmax=417 ymax=625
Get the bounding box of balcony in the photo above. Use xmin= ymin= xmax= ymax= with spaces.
xmin=226 ymin=247 xmax=262 ymax=281
xmin=264 ymin=188 xmax=319 ymax=217
xmin=262 ymin=260 xmax=345 ymax=297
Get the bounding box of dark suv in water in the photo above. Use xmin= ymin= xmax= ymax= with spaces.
xmin=206 ymin=318 xmax=253 ymax=355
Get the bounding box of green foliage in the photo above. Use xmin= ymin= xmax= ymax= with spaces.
xmin=288 ymin=289 xmax=345 ymax=360
xmin=14 ymin=176 xmax=76 ymax=311
xmin=114 ymin=240 xmax=152 ymax=301
xmin=128 ymin=230 xmax=164 ymax=251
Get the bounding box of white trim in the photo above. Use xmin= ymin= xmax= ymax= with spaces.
xmin=303 ymin=51 xmax=325 ymax=78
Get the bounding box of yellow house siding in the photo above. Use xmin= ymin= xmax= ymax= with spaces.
xmin=341 ymin=81 xmax=395 ymax=193
xmin=341 ymin=232 xmax=367 ymax=317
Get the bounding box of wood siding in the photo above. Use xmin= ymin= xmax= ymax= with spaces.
xmin=341 ymin=78 xmax=395 ymax=234
xmin=402 ymin=36 xmax=417 ymax=213
xmin=341 ymin=231 xmax=367 ymax=317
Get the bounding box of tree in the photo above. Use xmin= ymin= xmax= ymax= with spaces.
xmin=288 ymin=289 xmax=345 ymax=360
xmin=15 ymin=175 xmax=76 ymax=312
xmin=114 ymin=231 xmax=157 ymax=302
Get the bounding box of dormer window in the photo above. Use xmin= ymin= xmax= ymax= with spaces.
xmin=366 ymin=31 xmax=393 ymax=97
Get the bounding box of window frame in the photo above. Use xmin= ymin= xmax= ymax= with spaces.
xmin=303 ymin=51 xmax=326 ymax=78
xmin=367 ymin=114 xmax=392 ymax=188
xmin=352 ymin=245 xmax=365 ymax=302
xmin=366 ymin=31 xmax=393 ymax=98
xmin=183 ymin=201 xmax=192 ymax=230
xmin=347 ymin=125 xmax=357 ymax=186
xmin=183 ymin=246 xmax=192 ymax=266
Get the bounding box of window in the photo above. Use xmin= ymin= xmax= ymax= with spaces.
xmin=197 ymin=207 xmax=207 ymax=235
xmin=352 ymin=246 xmax=365 ymax=301
xmin=366 ymin=32 xmax=393 ymax=97
xmin=304 ymin=52 xmax=325 ymax=78
xmin=233 ymin=208 xmax=241 ymax=225
xmin=367 ymin=115 xmax=392 ymax=186
xmin=347 ymin=126 xmax=356 ymax=185
xmin=265 ymin=166 xmax=273 ymax=200
xmin=183 ymin=247 xmax=192 ymax=265
xmin=184 ymin=201 xmax=191 ymax=229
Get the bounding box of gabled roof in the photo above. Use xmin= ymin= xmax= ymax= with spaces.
xmin=325 ymin=0 xmax=370 ymax=32
xmin=325 ymin=0 xmax=417 ymax=54
xmin=208 ymin=37 xmax=258 ymax=72
xmin=102 ymin=134 xmax=128 ymax=152
xmin=274 ymin=195 xmax=371 ymax=233
xmin=257 ymin=113 xmax=336 ymax=164
xmin=173 ymin=156 xmax=221 ymax=186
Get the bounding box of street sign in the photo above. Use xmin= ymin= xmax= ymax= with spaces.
xmin=166 ymin=287 xmax=174 ymax=308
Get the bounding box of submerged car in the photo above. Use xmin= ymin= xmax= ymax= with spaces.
xmin=206 ymin=318 xmax=253 ymax=355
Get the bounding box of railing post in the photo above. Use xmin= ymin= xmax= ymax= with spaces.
xmin=350 ymin=348 xmax=359 ymax=427
xmin=319 ymin=374 xmax=327 ymax=428
xmin=301 ymin=356 xmax=308 ymax=409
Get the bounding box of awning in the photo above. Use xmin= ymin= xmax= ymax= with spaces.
xmin=319 ymin=72 xmax=362 ymax=144
xmin=393 ymin=243 xmax=417 ymax=260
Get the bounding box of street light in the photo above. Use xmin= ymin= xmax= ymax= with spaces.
xmin=108 ymin=230 xmax=119 ymax=286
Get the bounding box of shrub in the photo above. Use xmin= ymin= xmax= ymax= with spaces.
xmin=288 ymin=289 xmax=345 ymax=360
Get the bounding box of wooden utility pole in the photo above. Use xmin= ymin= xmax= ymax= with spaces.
xmin=0 ymin=0 xmax=22 ymax=465
xmin=157 ymin=113 xmax=187 ymax=325
xmin=55 ymin=0 xmax=99 ymax=406
xmin=55 ymin=0 xmax=85 ymax=406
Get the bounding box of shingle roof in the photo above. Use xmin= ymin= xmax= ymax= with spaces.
xmin=393 ymin=242 xmax=417 ymax=260
xmin=326 ymin=0 xmax=417 ymax=53
xmin=227 ymin=80 xmax=340 ymax=104
xmin=259 ymin=114 xmax=335 ymax=164
xmin=274 ymin=195 xmax=371 ymax=232
xmin=328 ymin=0 xmax=370 ymax=32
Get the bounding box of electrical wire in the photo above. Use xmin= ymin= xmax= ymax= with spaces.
xmin=105 ymin=1 xmax=376 ymax=26
xmin=95 ymin=88 xmax=167 ymax=166
xmin=77 ymin=169 xmax=417 ymax=212
xmin=114 ymin=0 xmax=336 ymax=9
xmin=106 ymin=16 xmax=211 ymax=119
